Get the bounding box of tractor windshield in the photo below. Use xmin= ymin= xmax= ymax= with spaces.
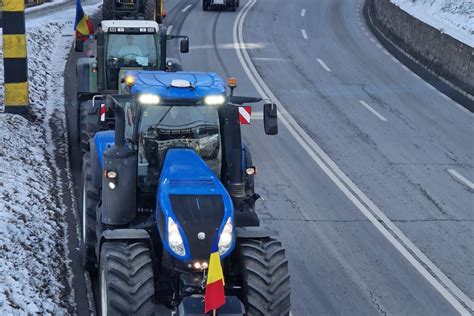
xmin=137 ymin=104 xmax=222 ymax=193
xmin=106 ymin=34 xmax=160 ymax=67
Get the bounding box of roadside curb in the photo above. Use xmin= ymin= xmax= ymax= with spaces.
xmin=364 ymin=0 xmax=474 ymax=112
xmin=25 ymin=0 xmax=74 ymax=18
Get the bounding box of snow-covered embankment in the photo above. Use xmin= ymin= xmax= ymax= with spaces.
xmin=0 ymin=20 xmax=76 ymax=313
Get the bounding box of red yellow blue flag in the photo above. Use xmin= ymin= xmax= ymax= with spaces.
xmin=74 ymin=0 xmax=93 ymax=36
xmin=204 ymin=235 xmax=225 ymax=313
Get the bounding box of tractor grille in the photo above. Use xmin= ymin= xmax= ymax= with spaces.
xmin=170 ymin=194 xmax=224 ymax=260
xmin=170 ymin=179 xmax=215 ymax=187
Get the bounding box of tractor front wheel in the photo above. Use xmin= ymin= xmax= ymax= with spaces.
xmin=99 ymin=242 xmax=155 ymax=315
xmin=80 ymin=152 xmax=99 ymax=271
xmin=239 ymin=238 xmax=291 ymax=315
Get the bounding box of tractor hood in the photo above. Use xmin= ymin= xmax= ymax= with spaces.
xmin=156 ymin=148 xmax=234 ymax=262
xmin=128 ymin=71 xmax=226 ymax=101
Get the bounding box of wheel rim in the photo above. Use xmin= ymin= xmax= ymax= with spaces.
xmin=82 ymin=177 xmax=87 ymax=243
xmin=101 ymin=268 xmax=108 ymax=316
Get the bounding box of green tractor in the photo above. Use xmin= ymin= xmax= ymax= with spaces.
xmin=75 ymin=20 xmax=189 ymax=152
xmin=102 ymin=0 xmax=166 ymax=23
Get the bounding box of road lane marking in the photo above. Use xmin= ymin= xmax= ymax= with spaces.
xmin=252 ymin=57 xmax=288 ymax=61
xmin=234 ymin=1 xmax=473 ymax=313
xmin=358 ymin=100 xmax=387 ymax=121
xmin=317 ymin=58 xmax=331 ymax=72
xmin=301 ymin=29 xmax=308 ymax=40
xmin=447 ymin=169 xmax=474 ymax=190
xmin=391 ymin=56 xmax=398 ymax=63
xmin=166 ymin=25 xmax=173 ymax=36
xmin=301 ymin=8 xmax=306 ymax=17
xmin=182 ymin=4 xmax=192 ymax=12
xmin=370 ymin=37 xmax=376 ymax=43
xmin=383 ymin=50 xmax=390 ymax=56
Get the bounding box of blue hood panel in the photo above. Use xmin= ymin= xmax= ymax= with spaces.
xmin=129 ymin=71 xmax=226 ymax=100
xmin=157 ymin=148 xmax=234 ymax=261
xmin=94 ymin=131 xmax=115 ymax=169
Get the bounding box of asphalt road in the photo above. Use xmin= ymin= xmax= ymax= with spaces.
xmin=61 ymin=0 xmax=473 ymax=314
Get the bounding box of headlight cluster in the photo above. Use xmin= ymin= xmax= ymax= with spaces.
xmin=218 ymin=217 xmax=233 ymax=255
xmin=167 ymin=217 xmax=186 ymax=257
xmin=204 ymin=95 xmax=226 ymax=106
xmin=138 ymin=93 xmax=160 ymax=105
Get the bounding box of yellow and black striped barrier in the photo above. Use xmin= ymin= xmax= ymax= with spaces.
xmin=2 ymin=0 xmax=29 ymax=116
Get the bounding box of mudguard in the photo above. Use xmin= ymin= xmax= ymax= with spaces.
xmin=235 ymin=227 xmax=278 ymax=239
xmin=76 ymin=57 xmax=98 ymax=94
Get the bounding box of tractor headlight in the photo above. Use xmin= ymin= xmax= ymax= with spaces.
xmin=218 ymin=217 xmax=233 ymax=255
xmin=138 ymin=93 xmax=160 ymax=105
xmin=167 ymin=217 xmax=186 ymax=257
xmin=204 ymin=95 xmax=226 ymax=106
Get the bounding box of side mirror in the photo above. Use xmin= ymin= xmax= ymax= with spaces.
xmin=75 ymin=37 xmax=84 ymax=52
xmin=180 ymin=38 xmax=189 ymax=53
xmin=264 ymin=103 xmax=278 ymax=135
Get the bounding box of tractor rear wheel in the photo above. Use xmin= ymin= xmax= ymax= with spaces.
xmin=99 ymin=242 xmax=155 ymax=315
xmin=202 ymin=0 xmax=209 ymax=11
xmin=239 ymin=238 xmax=291 ymax=315
xmin=80 ymin=101 xmax=92 ymax=153
xmin=102 ymin=0 xmax=114 ymax=20
xmin=144 ymin=0 xmax=161 ymax=23
xmin=80 ymin=152 xmax=99 ymax=271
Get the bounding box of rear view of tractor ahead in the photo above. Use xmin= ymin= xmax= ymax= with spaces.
xmin=102 ymin=0 xmax=166 ymax=23
xmin=80 ymin=71 xmax=291 ymax=315
xmin=75 ymin=20 xmax=189 ymax=152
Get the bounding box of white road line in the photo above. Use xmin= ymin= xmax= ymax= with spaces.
xmin=364 ymin=31 xmax=370 ymax=37
xmin=383 ymin=50 xmax=390 ymax=56
xmin=317 ymin=58 xmax=331 ymax=72
xmin=182 ymin=4 xmax=192 ymax=12
xmin=391 ymin=56 xmax=398 ymax=63
xmin=370 ymin=37 xmax=376 ymax=43
xmin=301 ymin=29 xmax=308 ymax=40
xmin=301 ymin=8 xmax=306 ymax=17
xmin=234 ymin=1 xmax=473 ymax=313
xmin=252 ymin=57 xmax=288 ymax=61
xmin=376 ymin=43 xmax=383 ymax=49
xmin=358 ymin=100 xmax=388 ymax=121
xmin=447 ymin=169 xmax=474 ymax=190
xmin=166 ymin=25 xmax=173 ymax=36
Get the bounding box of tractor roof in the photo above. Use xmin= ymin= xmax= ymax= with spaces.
xmin=128 ymin=71 xmax=226 ymax=101
xmin=101 ymin=20 xmax=159 ymax=33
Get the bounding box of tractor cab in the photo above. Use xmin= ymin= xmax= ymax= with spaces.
xmin=76 ymin=20 xmax=189 ymax=95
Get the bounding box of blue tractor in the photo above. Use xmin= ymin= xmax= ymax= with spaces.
xmin=80 ymin=71 xmax=291 ymax=315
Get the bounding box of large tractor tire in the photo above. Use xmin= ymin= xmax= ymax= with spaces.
xmin=144 ymin=0 xmax=162 ymax=23
xmin=239 ymin=238 xmax=291 ymax=316
xmin=99 ymin=242 xmax=155 ymax=315
xmin=80 ymin=101 xmax=93 ymax=153
xmin=102 ymin=0 xmax=114 ymax=20
xmin=80 ymin=152 xmax=99 ymax=271
xmin=202 ymin=0 xmax=209 ymax=11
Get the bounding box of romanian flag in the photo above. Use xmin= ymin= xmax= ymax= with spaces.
xmin=74 ymin=0 xmax=93 ymax=37
xmin=204 ymin=237 xmax=225 ymax=313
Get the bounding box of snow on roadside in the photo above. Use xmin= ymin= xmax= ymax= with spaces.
xmin=0 ymin=12 xmax=86 ymax=314
xmin=390 ymin=0 xmax=474 ymax=47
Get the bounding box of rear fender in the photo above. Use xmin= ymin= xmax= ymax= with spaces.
xmin=235 ymin=227 xmax=278 ymax=239
xmin=76 ymin=57 xmax=98 ymax=94
xmin=98 ymin=229 xmax=151 ymax=261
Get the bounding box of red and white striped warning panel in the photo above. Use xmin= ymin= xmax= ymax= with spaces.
xmin=238 ymin=106 xmax=252 ymax=125
xmin=100 ymin=103 xmax=106 ymax=122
